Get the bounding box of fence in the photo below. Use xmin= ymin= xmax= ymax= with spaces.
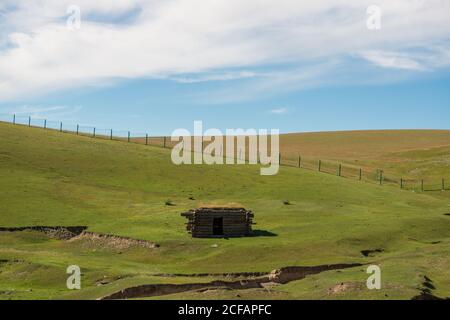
xmin=0 ymin=113 xmax=170 ymax=146
xmin=278 ymin=154 xmax=448 ymax=192
xmin=0 ymin=113 xmax=448 ymax=192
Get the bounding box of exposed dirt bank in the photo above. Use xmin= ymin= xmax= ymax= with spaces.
xmin=0 ymin=226 xmax=158 ymax=248
xmin=68 ymin=232 xmax=159 ymax=249
xmin=411 ymin=276 xmax=450 ymax=300
xmin=360 ymin=249 xmax=384 ymax=257
xmin=152 ymin=271 xmax=268 ymax=278
xmin=100 ymin=263 xmax=362 ymax=300
xmin=0 ymin=226 xmax=87 ymax=239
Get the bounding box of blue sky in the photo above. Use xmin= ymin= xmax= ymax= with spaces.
xmin=2 ymin=71 xmax=450 ymax=135
xmin=0 ymin=1 xmax=450 ymax=135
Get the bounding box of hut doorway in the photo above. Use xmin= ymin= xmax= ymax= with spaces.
xmin=213 ymin=217 xmax=224 ymax=236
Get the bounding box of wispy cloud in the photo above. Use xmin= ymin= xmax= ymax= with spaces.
xmin=4 ymin=105 xmax=82 ymax=120
xmin=170 ymin=71 xmax=259 ymax=84
xmin=359 ymin=51 xmax=427 ymax=71
xmin=269 ymin=107 xmax=288 ymax=115
xmin=187 ymin=61 xmax=342 ymax=104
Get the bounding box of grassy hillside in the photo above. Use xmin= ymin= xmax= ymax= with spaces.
xmin=110 ymin=129 xmax=450 ymax=182
xmin=278 ymin=130 xmax=450 ymax=182
xmin=0 ymin=122 xmax=449 ymax=300
xmin=136 ymin=129 xmax=450 ymax=185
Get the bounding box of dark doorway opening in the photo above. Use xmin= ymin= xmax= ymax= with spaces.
xmin=213 ymin=217 xmax=224 ymax=236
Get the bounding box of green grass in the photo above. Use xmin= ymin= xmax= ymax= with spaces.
xmin=0 ymin=122 xmax=449 ymax=300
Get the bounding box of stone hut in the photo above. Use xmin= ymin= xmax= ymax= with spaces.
xmin=181 ymin=207 xmax=254 ymax=238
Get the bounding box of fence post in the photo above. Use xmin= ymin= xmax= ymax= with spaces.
xmin=379 ymin=170 xmax=383 ymax=185
xmin=279 ymin=153 xmax=281 ymax=165
xmin=298 ymin=156 xmax=301 ymax=168
xmin=400 ymin=178 xmax=403 ymax=189
xmin=76 ymin=124 xmax=79 ymax=135
xmin=164 ymin=136 xmax=167 ymax=148
xmin=93 ymin=127 xmax=96 ymax=138
xmin=443 ymin=178 xmax=445 ymax=191
xmin=44 ymin=119 xmax=47 ymax=129
xmin=128 ymin=131 xmax=130 ymax=143
xmin=421 ymin=179 xmax=424 ymax=192
xmin=60 ymin=122 xmax=62 ymax=132
xmin=338 ymin=164 xmax=342 ymax=177
xmin=28 ymin=116 xmax=31 ymax=127
xmin=318 ymin=160 xmax=321 ymax=172
xmin=13 ymin=114 xmax=15 ymax=124
xmin=359 ymin=168 xmax=362 ymax=181
xmin=146 ymin=134 xmax=148 ymax=145
xmin=110 ymin=129 xmax=113 ymax=140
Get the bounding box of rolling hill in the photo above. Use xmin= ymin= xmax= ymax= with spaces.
xmin=278 ymin=130 xmax=450 ymax=182
xmin=0 ymin=122 xmax=449 ymax=300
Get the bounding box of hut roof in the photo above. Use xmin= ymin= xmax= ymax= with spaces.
xmin=181 ymin=207 xmax=253 ymax=217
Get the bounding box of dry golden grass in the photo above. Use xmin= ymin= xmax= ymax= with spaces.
xmin=279 ymin=130 xmax=450 ymax=160
xmin=277 ymin=130 xmax=450 ymax=181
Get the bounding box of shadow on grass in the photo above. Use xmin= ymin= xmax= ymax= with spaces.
xmin=249 ymin=230 xmax=278 ymax=237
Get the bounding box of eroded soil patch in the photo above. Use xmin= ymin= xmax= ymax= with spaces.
xmin=361 ymin=249 xmax=384 ymax=257
xmin=411 ymin=276 xmax=449 ymax=300
xmin=100 ymin=263 xmax=362 ymax=300
xmin=68 ymin=232 xmax=159 ymax=249
xmin=327 ymin=282 xmax=365 ymax=295
xmin=0 ymin=226 xmax=87 ymax=240
xmin=0 ymin=226 xmax=158 ymax=249
xmin=412 ymin=292 xmax=449 ymax=300
xmin=152 ymin=271 xmax=267 ymax=279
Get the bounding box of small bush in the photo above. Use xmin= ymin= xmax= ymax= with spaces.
xmin=165 ymin=199 xmax=175 ymax=206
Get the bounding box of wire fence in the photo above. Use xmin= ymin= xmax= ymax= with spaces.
xmin=0 ymin=113 xmax=448 ymax=193
xmin=0 ymin=113 xmax=170 ymax=146
xmin=279 ymin=154 xmax=448 ymax=192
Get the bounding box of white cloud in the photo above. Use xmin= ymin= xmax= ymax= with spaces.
xmin=359 ymin=51 xmax=427 ymax=71
xmin=4 ymin=105 xmax=82 ymax=120
xmin=170 ymin=71 xmax=259 ymax=83
xmin=0 ymin=0 xmax=449 ymax=101
xmin=269 ymin=107 xmax=288 ymax=115
xmin=187 ymin=61 xmax=342 ymax=104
